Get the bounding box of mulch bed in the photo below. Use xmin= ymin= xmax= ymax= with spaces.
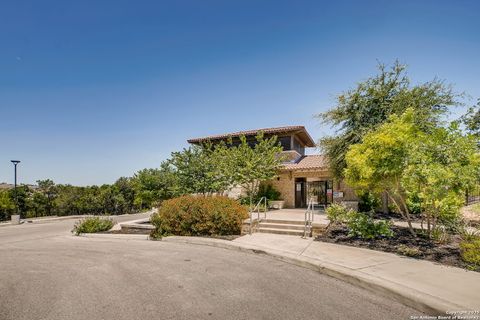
xmin=315 ymin=225 xmax=477 ymax=272
xmin=372 ymin=211 xmax=423 ymax=223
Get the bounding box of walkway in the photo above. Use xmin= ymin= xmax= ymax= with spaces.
xmin=231 ymin=233 xmax=480 ymax=313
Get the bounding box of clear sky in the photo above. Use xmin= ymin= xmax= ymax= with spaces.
xmin=1 ymin=0 xmax=479 ymax=185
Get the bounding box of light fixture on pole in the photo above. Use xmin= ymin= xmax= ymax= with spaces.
xmin=10 ymin=160 xmax=21 ymax=223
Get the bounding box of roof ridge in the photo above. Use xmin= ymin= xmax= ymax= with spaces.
xmin=187 ymin=125 xmax=316 ymax=146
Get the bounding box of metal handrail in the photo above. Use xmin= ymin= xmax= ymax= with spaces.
xmin=303 ymin=197 xmax=316 ymax=238
xmin=249 ymin=196 xmax=268 ymax=234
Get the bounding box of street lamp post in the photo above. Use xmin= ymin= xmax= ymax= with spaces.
xmin=10 ymin=160 xmax=21 ymax=223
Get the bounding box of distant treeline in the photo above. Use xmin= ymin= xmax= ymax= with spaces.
xmin=0 ymin=133 xmax=282 ymax=221
xmin=0 ymin=170 xmax=171 ymax=221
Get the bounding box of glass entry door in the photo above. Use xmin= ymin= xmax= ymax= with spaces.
xmin=306 ymin=181 xmax=333 ymax=205
xmin=295 ymin=178 xmax=306 ymax=208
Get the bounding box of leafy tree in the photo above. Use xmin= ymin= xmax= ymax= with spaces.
xmin=462 ymin=99 xmax=480 ymax=141
xmin=132 ymin=162 xmax=179 ymax=208
xmin=214 ymin=133 xmax=284 ymax=208
xmin=170 ymin=146 xmax=225 ymax=196
xmin=114 ymin=177 xmax=136 ymax=213
xmin=35 ymin=179 xmax=57 ymax=216
xmin=318 ymin=61 xmax=460 ymax=177
xmin=403 ymin=123 xmax=480 ymax=235
xmin=13 ymin=185 xmax=33 ymax=218
xmin=345 ymin=109 xmax=479 ymax=236
xmin=0 ymin=190 xmax=15 ymax=221
xmin=345 ymin=109 xmax=419 ymax=234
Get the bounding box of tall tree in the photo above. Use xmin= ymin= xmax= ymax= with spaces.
xmin=345 ymin=109 xmax=479 ymax=236
xmin=132 ymin=162 xmax=179 ymax=208
xmin=403 ymin=123 xmax=480 ymax=235
xmin=214 ymin=133 xmax=284 ymax=208
xmin=462 ymin=98 xmax=480 ymax=141
xmin=0 ymin=190 xmax=15 ymax=221
xmin=36 ymin=179 xmax=57 ymax=216
xmin=318 ymin=61 xmax=460 ymax=177
xmin=170 ymin=146 xmax=225 ymax=196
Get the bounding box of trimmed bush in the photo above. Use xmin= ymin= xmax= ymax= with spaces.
xmin=150 ymin=195 xmax=249 ymax=238
xmin=326 ymin=203 xmax=352 ymax=225
xmin=347 ymin=212 xmax=394 ymax=239
xmin=72 ymin=217 xmax=114 ymax=235
xmin=327 ymin=203 xmax=393 ymax=239
xmin=460 ymin=237 xmax=480 ymax=269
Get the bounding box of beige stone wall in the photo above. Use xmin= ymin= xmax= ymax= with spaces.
xmin=268 ymin=170 xmax=358 ymax=208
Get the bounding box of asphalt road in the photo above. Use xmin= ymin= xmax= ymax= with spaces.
xmin=0 ymin=215 xmax=421 ymax=320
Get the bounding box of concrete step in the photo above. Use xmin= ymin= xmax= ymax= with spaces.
xmin=262 ymin=219 xmax=305 ymax=225
xmin=258 ymin=227 xmax=305 ymax=236
xmin=258 ymin=222 xmax=305 ymax=230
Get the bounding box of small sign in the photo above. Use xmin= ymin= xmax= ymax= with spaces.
xmin=326 ymin=189 xmax=333 ymax=195
xmin=296 ymin=183 xmax=302 ymax=191
xmin=333 ymin=191 xmax=344 ymax=198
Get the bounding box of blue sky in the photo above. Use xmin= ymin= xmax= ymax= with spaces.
xmin=1 ymin=0 xmax=479 ymax=185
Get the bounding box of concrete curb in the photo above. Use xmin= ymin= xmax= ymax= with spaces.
xmin=78 ymin=233 xmax=150 ymax=241
xmin=161 ymin=236 xmax=463 ymax=315
xmin=1 ymin=211 xmax=156 ymax=228
xmin=0 ymin=216 xmax=85 ymax=227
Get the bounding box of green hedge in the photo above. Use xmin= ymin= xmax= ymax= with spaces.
xmin=150 ymin=195 xmax=248 ymax=238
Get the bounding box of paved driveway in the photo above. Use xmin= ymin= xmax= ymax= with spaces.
xmin=0 ymin=217 xmax=421 ymax=320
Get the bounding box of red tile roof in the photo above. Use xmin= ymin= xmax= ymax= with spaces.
xmin=187 ymin=125 xmax=316 ymax=147
xmin=281 ymin=155 xmax=328 ymax=171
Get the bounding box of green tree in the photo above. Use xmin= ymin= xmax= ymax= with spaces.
xmin=345 ymin=109 xmax=479 ymax=236
xmin=0 ymin=190 xmax=15 ymax=221
xmin=114 ymin=177 xmax=136 ymax=213
xmin=403 ymin=124 xmax=480 ymax=235
xmin=12 ymin=185 xmax=33 ymax=218
xmin=462 ymin=99 xmax=480 ymax=141
xmin=318 ymin=61 xmax=460 ymax=177
xmin=214 ymin=133 xmax=284 ymax=208
xmin=344 ymin=109 xmax=419 ymax=233
xmin=170 ymin=146 xmax=225 ymax=196
xmin=132 ymin=162 xmax=179 ymax=209
xmin=35 ymin=179 xmax=57 ymax=216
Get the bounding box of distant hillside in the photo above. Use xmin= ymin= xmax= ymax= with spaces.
xmin=0 ymin=183 xmax=38 ymax=190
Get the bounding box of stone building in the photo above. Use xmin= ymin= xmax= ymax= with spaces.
xmin=188 ymin=126 xmax=358 ymax=209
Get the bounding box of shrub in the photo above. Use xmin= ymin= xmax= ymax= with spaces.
xmin=460 ymin=226 xmax=480 ymax=242
xmin=460 ymin=237 xmax=480 ymax=269
xmin=72 ymin=217 xmax=114 ymax=235
xmin=358 ymin=191 xmax=380 ymax=213
xmin=326 ymin=203 xmax=352 ymax=225
xmin=326 ymin=204 xmax=394 ymax=239
xmin=347 ymin=212 xmax=394 ymax=239
xmin=257 ymin=184 xmax=281 ymax=201
xmin=406 ymin=193 xmax=422 ymax=216
xmin=396 ymin=244 xmax=422 ymax=257
xmin=239 ymin=184 xmax=282 ymax=205
xmin=431 ymin=226 xmax=451 ymax=244
xmin=150 ymin=195 xmax=249 ymax=238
